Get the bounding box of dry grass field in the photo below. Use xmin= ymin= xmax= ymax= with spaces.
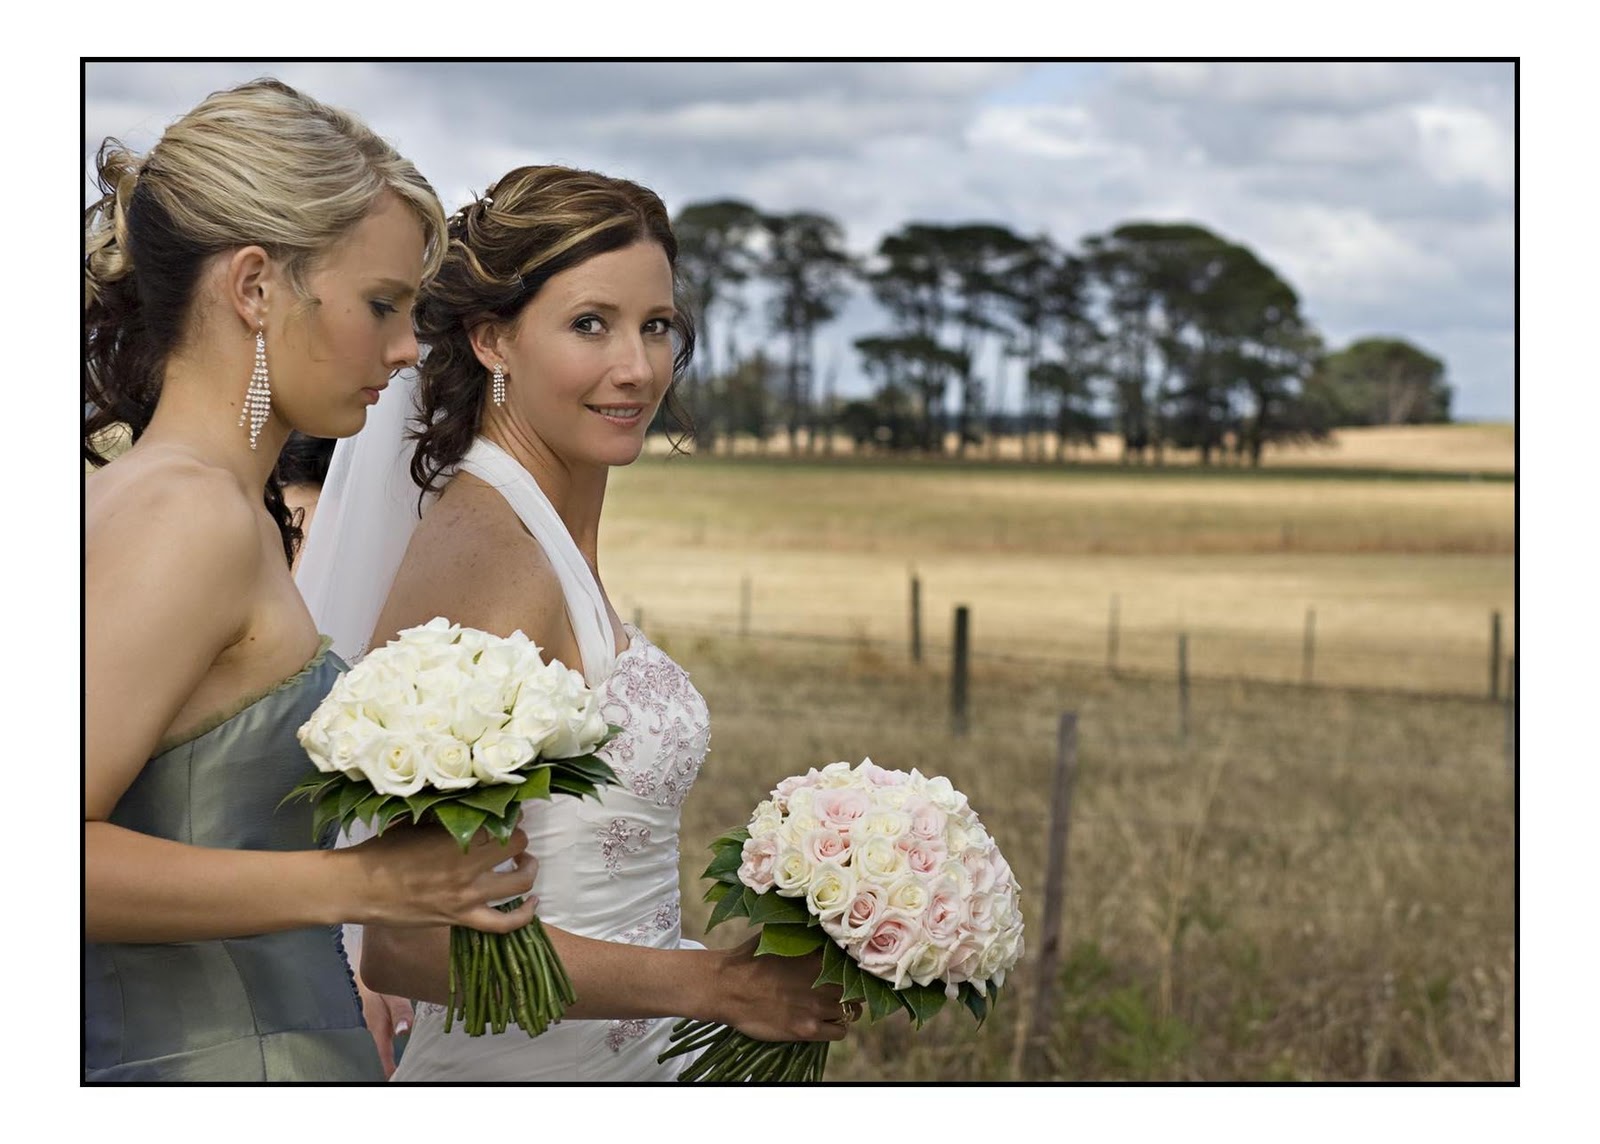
xmin=602 ymin=451 xmax=1515 ymax=696
xmin=598 ymin=445 xmax=1515 ymax=1081
xmin=658 ymin=631 xmax=1514 ymax=1082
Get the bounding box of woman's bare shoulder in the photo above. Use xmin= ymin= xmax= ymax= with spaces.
xmin=86 ymin=447 xmax=259 ymax=578
xmin=379 ymin=477 xmax=568 ymax=645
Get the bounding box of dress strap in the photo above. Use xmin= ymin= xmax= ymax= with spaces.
xmin=457 ymin=437 xmax=616 ymax=685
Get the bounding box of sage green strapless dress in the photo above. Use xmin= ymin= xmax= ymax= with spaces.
xmin=84 ymin=640 xmax=385 ymax=1082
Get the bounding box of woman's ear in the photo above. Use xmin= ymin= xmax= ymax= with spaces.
xmin=222 ymin=245 xmax=275 ymax=330
xmin=466 ymin=320 xmax=507 ymax=373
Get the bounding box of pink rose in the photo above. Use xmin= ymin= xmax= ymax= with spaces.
xmin=802 ymin=827 xmax=851 ymax=866
xmin=815 ymin=787 xmax=871 ymax=836
xmin=857 ymin=915 xmax=917 ymax=978
xmin=860 ymin=759 xmax=908 ymax=786
xmin=987 ymin=849 xmax=1014 ymax=892
xmin=772 ymin=770 xmax=820 ymax=810
xmin=900 ymin=838 xmax=947 ymax=875
xmin=904 ymin=798 xmax=947 ymax=841
xmin=837 ymin=881 xmax=887 ymax=938
xmin=965 ymin=891 xmax=996 ymax=934
xmin=963 ymin=848 xmax=997 ymax=894
xmin=738 ymin=836 xmax=779 ymax=894
xmin=923 ymin=886 xmax=963 ymax=945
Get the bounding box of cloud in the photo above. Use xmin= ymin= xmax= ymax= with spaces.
xmin=83 ymin=60 xmax=1514 ymax=419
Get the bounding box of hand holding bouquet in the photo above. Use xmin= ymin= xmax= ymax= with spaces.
xmin=659 ymin=758 xmax=1024 ymax=1081
xmin=283 ymin=617 xmax=620 ymax=1038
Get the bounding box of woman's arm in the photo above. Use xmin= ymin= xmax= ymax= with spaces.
xmin=361 ymin=923 xmax=846 ymax=1043
xmin=85 ymin=465 xmax=538 ymax=943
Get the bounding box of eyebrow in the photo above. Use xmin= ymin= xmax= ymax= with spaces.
xmin=370 ymin=278 xmax=419 ymax=299
xmin=568 ymin=298 xmax=678 ymax=318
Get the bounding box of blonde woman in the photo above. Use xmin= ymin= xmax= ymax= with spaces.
xmin=301 ymin=165 xmax=854 ymax=1081
xmin=83 ymin=79 xmax=538 ymax=1082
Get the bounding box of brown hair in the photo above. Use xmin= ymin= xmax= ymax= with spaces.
xmin=84 ymin=77 xmax=448 ymax=564
xmin=410 ymin=164 xmax=696 ymax=496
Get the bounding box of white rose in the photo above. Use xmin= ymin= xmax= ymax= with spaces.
xmin=772 ymin=847 xmax=814 ymax=897
xmin=923 ymin=775 xmax=969 ymax=814
xmin=860 ymin=809 xmax=911 ymax=840
xmin=395 ymin=616 xmax=460 ymax=647
xmin=853 ymin=835 xmax=907 ymax=881
xmin=815 ymin=760 xmax=855 ymax=788
xmin=884 ymin=875 xmax=930 ymax=916
xmin=452 ymin=680 xmax=513 ymax=744
xmin=747 ymin=799 xmax=783 ymax=840
xmin=366 ymin=732 xmax=429 ymax=797
xmin=805 ymin=860 xmax=856 ymax=922
xmin=893 ymin=939 xmax=949 ymax=990
xmin=419 ymin=732 xmax=477 ymax=791
xmin=472 ymin=729 xmax=536 ymax=784
xmin=455 ymin=626 xmax=495 ymax=657
xmin=324 ymin=714 xmax=387 ymax=777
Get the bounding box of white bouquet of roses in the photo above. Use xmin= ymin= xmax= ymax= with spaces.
xmin=658 ymin=758 xmax=1024 ymax=1081
xmin=282 ymin=616 xmax=620 ymax=1038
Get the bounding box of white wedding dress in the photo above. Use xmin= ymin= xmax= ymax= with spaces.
xmin=389 ymin=438 xmax=712 ymax=1082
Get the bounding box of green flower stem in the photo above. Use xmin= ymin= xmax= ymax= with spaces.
xmin=485 ymin=935 xmax=509 ymax=1034
xmin=677 ymin=1029 xmax=741 ymax=1081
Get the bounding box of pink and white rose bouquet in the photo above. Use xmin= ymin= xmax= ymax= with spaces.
xmin=659 ymin=758 xmax=1024 ymax=1082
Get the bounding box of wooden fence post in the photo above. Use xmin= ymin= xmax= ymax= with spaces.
xmin=951 ymin=606 xmax=970 ymax=737
xmin=1177 ymin=632 xmax=1190 ymax=743
xmin=910 ymin=572 xmax=922 ymax=664
xmin=739 ymin=575 xmax=752 ymax=638
xmin=1489 ymin=610 xmax=1503 ymax=701
xmin=1107 ymin=594 xmax=1120 ymax=675
xmin=1014 ymin=711 xmax=1079 ymax=1079
xmin=1504 ymin=653 xmax=1516 ymax=779
xmin=1303 ymin=608 xmax=1316 ymax=686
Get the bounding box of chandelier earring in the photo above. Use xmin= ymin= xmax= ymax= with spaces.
xmin=491 ymin=362 xmax=507 ymax=407
xmin=238 ymin=325 xmax=271 ymax=450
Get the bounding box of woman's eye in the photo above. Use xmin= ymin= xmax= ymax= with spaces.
xmin=644 ymin=318 xmax=674 ymax=336
xmin=370 ymin=300 xmax=398 ymax=318
xmin=574 ymin=315 xmax=605 ymax=335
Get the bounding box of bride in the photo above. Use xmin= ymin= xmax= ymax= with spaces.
xmin=297 ymin=164 xmax=855 ymax=1081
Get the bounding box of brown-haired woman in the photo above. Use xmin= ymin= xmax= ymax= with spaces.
xmin=317 ymin=165 xmax=854 ymax=1080
xmin=84 ymin=79 xmax=538 ymax=1082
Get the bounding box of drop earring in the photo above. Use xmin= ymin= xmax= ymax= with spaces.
xmin=239 ymin=326 xmax=271 ymax=450
xmin=491 ymin=363 xmax=506 ymax=407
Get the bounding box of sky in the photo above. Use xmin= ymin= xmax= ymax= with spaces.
xmin=83 ymin=59 xmax=1515 ymax=421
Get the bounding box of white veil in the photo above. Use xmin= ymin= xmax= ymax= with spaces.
xmin=295 ymin=369 xmax=434 ymax=663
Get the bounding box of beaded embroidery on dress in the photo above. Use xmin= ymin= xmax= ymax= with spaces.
xmin=391 ymin=439 xmax=710 ymax=1082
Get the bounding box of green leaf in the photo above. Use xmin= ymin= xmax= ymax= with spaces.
xmin=336 ymin=779 xmax=374 ymax=821
xmin=961 ymin=982 xmax=990 ymax=1026
xmin=839 ymin=957 xmax=867 ymax=1003
xmin=549 ymin=775 xmax=597 ymax=798
xmin=455 ymin=781 xmax=523 ymax=818
xmin=310 ymin=795 xmax=346 ymax=844
xmin=513 ymin=768 xmax=552 ymax=803
xmin=703 ymin=881 xmax=734 ymax=904
xmin=897 ymin=982 xmax=948 ymax=1029
xmin=404 ymin=789 xmax=456 ymax=819
xmin=703 ymin=843 xmax=745 ymax=883
xmin=430 ymin=801 xmax=490 ymax=852
xmin=554 ymin=755 xmax=620 ymax=786
xmin=371 ymin=798 xmax=412 ymax=834
xmin=480 ymin=808 xmax=520 ymax=845
xmin=352 ymin=791 xmax=391 ymax=827
xmin=755 ymin=923 xmax=825 ymax=958
xmin=815 ymin=936 xmax=849 ymax=988
xmin=710 ymin=826 xmax=752 ymax=850
xmin=859 ymin=968 xmax=901 ymax=1023
xmin=278 ymin=770 xmax=344 ymax=810
xmin=707 ymin=879 xmax=752 ymax=931
xmin=747 ymin=892 xmax=813 ymax=928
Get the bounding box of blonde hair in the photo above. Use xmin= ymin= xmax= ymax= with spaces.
xmin=83 ymin=77 xmax=449 ymax=562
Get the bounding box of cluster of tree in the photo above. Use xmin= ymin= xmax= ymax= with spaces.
xmin=665 ymin=203 xmax=1453 ymax=466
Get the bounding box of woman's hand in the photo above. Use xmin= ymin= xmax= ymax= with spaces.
xmin=712 ymin=936 xmax=851 ymax=1043
xmin=342 ymin=824 xmax=539 ymax=933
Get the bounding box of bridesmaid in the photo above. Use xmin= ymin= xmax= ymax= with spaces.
xmin=83 ymin=78 xmax=537 ymax=1082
